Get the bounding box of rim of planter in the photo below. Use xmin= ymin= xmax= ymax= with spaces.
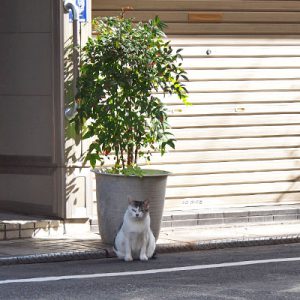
xmin=91 ymin=169 xmax=170 ymax=177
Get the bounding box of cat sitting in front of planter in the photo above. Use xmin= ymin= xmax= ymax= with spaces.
xmin=113 ymin=196 xmax=156 ymax=261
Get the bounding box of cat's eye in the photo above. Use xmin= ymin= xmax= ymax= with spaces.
xmin=132 ymin=208 xmax=136 ymax=212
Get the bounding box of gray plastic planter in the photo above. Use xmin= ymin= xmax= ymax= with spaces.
xmin=93 ymin=170 xmax=169 ymax=245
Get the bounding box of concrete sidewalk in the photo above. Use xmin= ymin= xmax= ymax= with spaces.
xmin=1 ymin=220 xmax=300 ymax=266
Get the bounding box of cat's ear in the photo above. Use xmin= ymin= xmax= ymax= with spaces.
xmin=128 ymin=195 xmax=134 ymax=205
xmin=144 ymin=199 xmax=150 ymax=210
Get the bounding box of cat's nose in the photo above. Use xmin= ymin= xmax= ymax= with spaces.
xmin=136 ymin=214 xmax=139 ymax=218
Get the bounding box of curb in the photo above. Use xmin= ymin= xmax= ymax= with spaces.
xmin=157 ymin=235 xmax=300 ymax=253
xmin=1 ymin=235 xmax=300 ymax=266
xmin=0 ymin=249 xmax=108 ymax=266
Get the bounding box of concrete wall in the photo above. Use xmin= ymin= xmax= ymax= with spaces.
xmin=0 ymin=0 xmax=65 ymax=217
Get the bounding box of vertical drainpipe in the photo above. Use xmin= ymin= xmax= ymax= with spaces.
xmin=63 ymin=0 xmax=79 ymax=119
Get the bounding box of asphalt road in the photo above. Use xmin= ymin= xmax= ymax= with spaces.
xmin=1 ymin=243 xmax=300 ymax=299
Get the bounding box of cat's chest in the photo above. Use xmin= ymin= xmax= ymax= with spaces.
xmin=127 ymin=220 xmax=146 ymax=234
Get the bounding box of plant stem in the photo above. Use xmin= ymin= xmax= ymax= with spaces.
xmin=127 ymin=145 xmax=133 ymax=166
xmin=134 ymin=147 xmax=138 ymax=164
xmin=120 ymin=148 xmax=125 ymax=169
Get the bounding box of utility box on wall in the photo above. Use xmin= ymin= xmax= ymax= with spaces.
xmin=69 ymin=0 xmax=88 ymax=23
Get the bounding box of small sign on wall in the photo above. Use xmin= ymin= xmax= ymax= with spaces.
xmin=69 ymin=0 xmax=87 ymax=23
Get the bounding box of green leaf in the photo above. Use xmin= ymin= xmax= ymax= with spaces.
xmin=181 ymin=75 xmax=189 ymax=81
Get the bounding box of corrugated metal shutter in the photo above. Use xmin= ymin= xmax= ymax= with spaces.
xmin=92 ymin=0 xmax=300 ymax=212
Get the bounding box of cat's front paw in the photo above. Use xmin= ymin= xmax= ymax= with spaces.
xmin=124 ymin=255 xmax=133 ymax=262
xmin=140 ymin=254 xmax=148 ymax=261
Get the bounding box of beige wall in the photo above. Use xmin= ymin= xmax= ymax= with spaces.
xmin=92 ymin=0 xmax=300 ymax=213
xmin=64 ymin=0 xmax=93 ymax=218
xmin=0 ymin=0 xmax=65 ymax=216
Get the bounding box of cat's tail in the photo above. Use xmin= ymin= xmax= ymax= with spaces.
xmin=113 ymin=246 xmax=125 ymax=259
xmin=150 ymin=250 xmax=158 ymax=259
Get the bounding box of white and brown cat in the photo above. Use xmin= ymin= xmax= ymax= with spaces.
xmin=113 ymin=196 xmax=156 ymax=261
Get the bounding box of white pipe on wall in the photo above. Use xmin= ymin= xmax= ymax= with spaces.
xmin=63 ymin=0 xmax=79 ymax=120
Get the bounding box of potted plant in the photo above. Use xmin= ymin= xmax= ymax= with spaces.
xmin=72 ymin=14 xmax=188 ymax=244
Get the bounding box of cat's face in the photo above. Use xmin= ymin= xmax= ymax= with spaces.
xmin=127 ymin=199 xmax=149 ymax=219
